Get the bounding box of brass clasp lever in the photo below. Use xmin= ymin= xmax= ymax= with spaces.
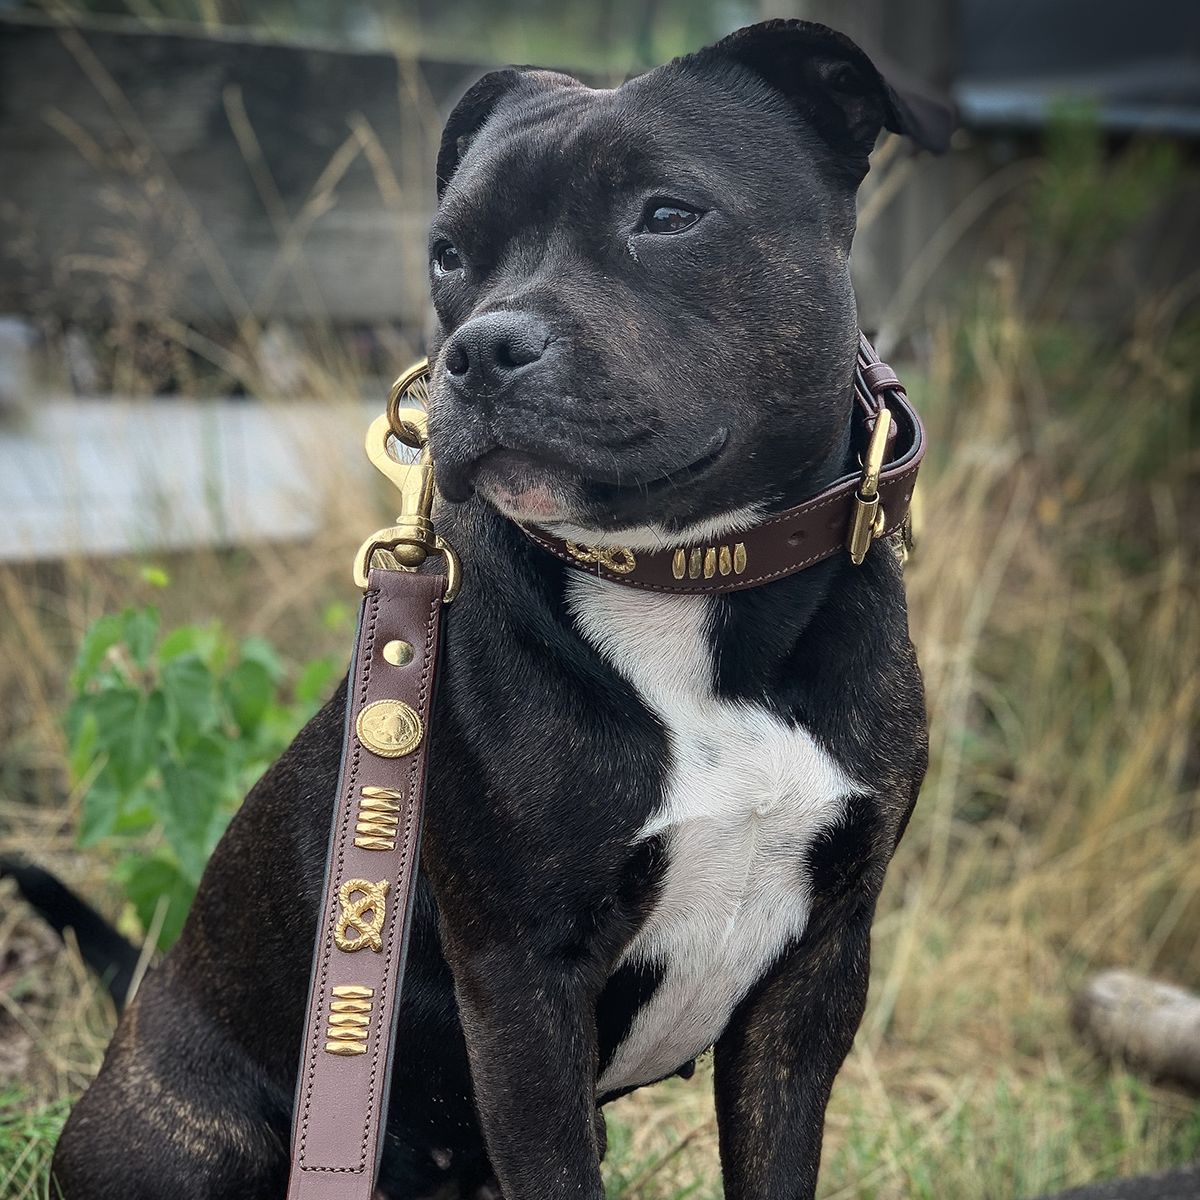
xmin=353 ymin=360 xmax=461 ymax=600
xmin=845 ymin=407 xmax=892 ymax=566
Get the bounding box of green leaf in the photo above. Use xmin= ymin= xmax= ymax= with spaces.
xmin=88 ymin=688 xmax=165 ymax=795
xmin=139 ymin=564 xmax=170 ymax=588
xmin=70 ymin=614 xmax=123 ymax=692
xmin=113 ymin=853 xmax=195 ymax=950
xmin=158 ymin=622 xmax=225 ymax=669
xmin=111 ymin=787 xmax=156 ymax=837
xmin=239 ymin=636 xmax=284 ymax=684
xmin=78 ymin=777 xmax=121 ymax=846
xmin=65 ymin=702 xmax=99 ymax=786
xmin=294 ymin=656 xmax=337 ymax=705
xmin=157 ymin=738 xmax=228 ymax=883
xmin=161 ymin=655 xmax=217 ymax=748
xmin=121 ymin=606 xmax=159 ymax=670
xmin=223 ymin=658 xmax=273 ymax=736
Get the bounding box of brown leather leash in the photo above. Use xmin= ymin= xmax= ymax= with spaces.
xmin=287 ymin=335 xmax=923 ymax=1198
xmin=286 ymin=372 xmax=458 ymax=1200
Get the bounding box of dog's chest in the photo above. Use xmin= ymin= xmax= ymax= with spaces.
xmin=566 ymin=576 xmax=859 ymax=1095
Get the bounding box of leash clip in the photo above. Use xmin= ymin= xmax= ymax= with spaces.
xmin=845 ymin=406 xmax=892 ymax=566
xmin=353 ymin=360 xmax=461 ymax=599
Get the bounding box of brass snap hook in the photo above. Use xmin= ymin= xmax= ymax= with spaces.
xmin=845 ymin=407 xmax=892 ymax=566
xmin=353 ymin=359 xmax=461 ymax=599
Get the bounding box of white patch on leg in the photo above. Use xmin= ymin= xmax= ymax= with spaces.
xmin=565 ymin=575 xmax=863 ymax=1095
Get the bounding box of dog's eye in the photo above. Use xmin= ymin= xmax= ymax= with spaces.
xmin=641 ymin=203 xmax=700 ymax=235
xmin=433 ymin=243 xmax=463 ymax=274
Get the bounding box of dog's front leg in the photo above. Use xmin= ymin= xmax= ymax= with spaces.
xmin=451 ymin=944 xmax=605 ymax=1200
xmin=713 ymin=901 xmax=874 ymax=1200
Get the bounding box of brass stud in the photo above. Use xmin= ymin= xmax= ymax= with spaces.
xmin=703 ymin=548 xmax=717 ymax=578
xmin=688 ymin=549 xmax=702 ymax=579
xmin=382 ymin=639 xmax=414 ymax=666
xmin=733 ymin=543 xmax=747 ymax=574
xmin=718 ymin=546 xmax=732 ymax=576
xmin=672 ymin=549 xmax=687 ymax=580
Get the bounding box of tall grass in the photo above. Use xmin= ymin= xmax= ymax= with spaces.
xmin=1 ymin=67 xmax=1198 ymax=1200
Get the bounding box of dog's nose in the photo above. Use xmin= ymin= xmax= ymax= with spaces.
xmin=444 ymin=312 xmax=549 ymax=395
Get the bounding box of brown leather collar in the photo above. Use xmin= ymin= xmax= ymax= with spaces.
xmin=521 ymin=334 xmax=924 ymax=593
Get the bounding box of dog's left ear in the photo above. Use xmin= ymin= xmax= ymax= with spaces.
xmin=692 ymin=20 xmax=953 ymax=176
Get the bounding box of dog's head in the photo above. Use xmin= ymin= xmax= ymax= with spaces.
xmin=426 ymin=20 xmax=950 ymax=545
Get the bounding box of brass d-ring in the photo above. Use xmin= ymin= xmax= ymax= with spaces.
xmin=387 ymin=360 xmax=430 ymax=447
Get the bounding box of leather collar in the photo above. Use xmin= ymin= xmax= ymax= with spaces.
xmin=520 ymin=333 xmax=925 ymax=594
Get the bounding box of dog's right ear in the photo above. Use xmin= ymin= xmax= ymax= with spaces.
xmin=437 ymin=69 xmax=584 ymax=200
xmin=689 ymin=21 xmax=953 ymax=179
xmin=436 ymin=69 xmax=526 ymax=201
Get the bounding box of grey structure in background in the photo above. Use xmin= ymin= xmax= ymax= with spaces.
xmin=957 ymin=0 xmax=1200 ymax=136
xmin=0 ymin=10 xmax=481 ymax=329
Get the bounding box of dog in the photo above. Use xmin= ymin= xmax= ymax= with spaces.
xmin=51 ymin=20 xmax=946 ymax=1200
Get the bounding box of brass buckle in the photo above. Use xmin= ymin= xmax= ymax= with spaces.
xmin=845 ymin=407 xmax=892 ymax=566
xmin=353 ymin=359 xmax=461 ymax=600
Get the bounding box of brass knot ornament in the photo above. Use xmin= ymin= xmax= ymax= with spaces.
xmin=564 ymin=541 xmax=637 ymax=574
xmin=334 ymin=878 xmax=389 ymax=953
xmin=357 ymin=698 xmax=423 ymax=758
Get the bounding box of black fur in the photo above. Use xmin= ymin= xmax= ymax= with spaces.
xmin=0 ymin=859 xmax=140 ymax=1011
xmin=51 ymin=21 xmax=938 ymax=1200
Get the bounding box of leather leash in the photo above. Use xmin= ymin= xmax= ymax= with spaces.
xmin=286 ymin=370 xmax=458 ymax=1200
xmin=287 ymin=334 xmax=922 ymax=1197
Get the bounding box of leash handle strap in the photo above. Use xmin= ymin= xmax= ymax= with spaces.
xmin=287 ymin=566 xmax=446 ymax=1200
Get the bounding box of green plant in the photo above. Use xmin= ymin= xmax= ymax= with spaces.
xmin=65 ymin=601 xmax=340 ymax=949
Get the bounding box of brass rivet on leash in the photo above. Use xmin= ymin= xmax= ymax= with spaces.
xmin=382 ymin=639 xmax=414 ymax=666
xmin=357 ymin=699 xmax=423 ymax=758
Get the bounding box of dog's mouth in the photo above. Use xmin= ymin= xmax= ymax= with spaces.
xmin=460 ymin=428 xmax=730 ymax=525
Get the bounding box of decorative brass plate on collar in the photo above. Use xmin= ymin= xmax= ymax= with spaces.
xmin=356 ymin=698 xmax=423 ymax=758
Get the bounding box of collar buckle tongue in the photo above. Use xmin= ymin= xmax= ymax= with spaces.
xmin=845 ymin=406 xmax=892 ymax=566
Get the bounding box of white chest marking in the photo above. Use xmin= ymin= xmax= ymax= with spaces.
xmin=565 ymin=575 xmax=864 ymax=1095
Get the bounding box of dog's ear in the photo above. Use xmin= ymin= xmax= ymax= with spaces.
xmin=437 ymin=69 xmax=527 ymax=200
xmin=692 ymin=20 xmax=953 ymax=176
xmin=437 ymin=68 xmax=585 ymax=200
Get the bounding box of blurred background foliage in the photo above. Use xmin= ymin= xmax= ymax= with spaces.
xmin=36 ymin=0 xmax=754 ymax=69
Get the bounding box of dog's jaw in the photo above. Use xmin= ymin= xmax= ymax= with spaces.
xmin=470 ymin=448 xmax=579 ymax=523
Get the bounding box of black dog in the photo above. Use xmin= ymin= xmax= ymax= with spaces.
xmin=52 ymin=21 xmax=946 ymax=1200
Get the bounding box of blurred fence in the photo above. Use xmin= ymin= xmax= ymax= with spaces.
xmin=0 ymin=10 xmax=481 ymax=329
